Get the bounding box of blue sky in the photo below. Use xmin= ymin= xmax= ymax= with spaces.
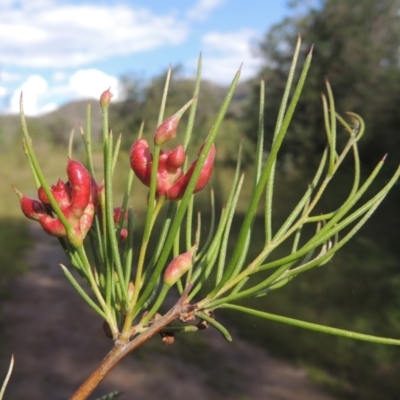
xmin=0 ymin=0 xmax=292 ymax=115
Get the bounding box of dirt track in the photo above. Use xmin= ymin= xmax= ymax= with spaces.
xmin=1 ymin=226 xmax=338 ymax=400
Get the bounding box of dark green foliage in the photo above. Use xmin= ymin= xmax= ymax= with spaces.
xmin=223 ymin=170 xmax=400 ymax=400
xmin=238 ymin=11 xmax=400 ymax=395
xmin=245 ymin=0 xmax=400 ymax=168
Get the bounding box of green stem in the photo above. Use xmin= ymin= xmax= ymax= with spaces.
xmin=265 ymin=35 xmax=302 ymax=244
xmin=140 ymin=283 xmax=171 ymax=325
xmin=196 ymin=311 xmax=232 ymax=341
xmin=75 ymin=246 xmax=112 ymax=324
xmin=122 ymin=190 xmax=164 ymax=333
xmin=104 ymin=132 xmax=127 ymax=303
xmin=133 ymin=67 xmax=242 ymax=316
xmin=19 ymin=98 xmax=74 ymax=241
xmin=210 ymin=45 xmax=313 ymax=297
xmin=83 ymin=102 xmax=96 ymax=178
xmin=221 ymin=304 xmax=400 ymax=345
xmin=60 ymin=265 xmax=107 ymax=320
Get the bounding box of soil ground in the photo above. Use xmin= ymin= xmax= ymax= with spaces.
xmin=1 ymin=226 xmax=338 ymax=400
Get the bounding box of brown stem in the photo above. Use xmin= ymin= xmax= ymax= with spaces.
xmin=69 ymin=285 xmax=194 ymax=400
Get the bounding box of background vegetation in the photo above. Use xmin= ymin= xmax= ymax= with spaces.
xmin=1 ymin=0 xmax=400 ymax=398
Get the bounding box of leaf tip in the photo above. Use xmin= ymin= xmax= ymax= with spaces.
xmin=19 ymin=92 xmax=24 ymax=113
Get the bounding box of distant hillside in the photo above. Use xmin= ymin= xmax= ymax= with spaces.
xmin=0 ymin=99 xmax=106 ymax=148
xmin=192 ymin=79 xmax=253 ymax=118
xmin=0 ymin=78 xmax=252 ymax=148
xmin=39 ymin=100 xmax=105 ymax=143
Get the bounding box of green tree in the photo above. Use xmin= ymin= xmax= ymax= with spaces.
xmin=246 ymin=0 xmax=400 ymax=168
xmin=240 ymin=2 xmax=400 ymax=398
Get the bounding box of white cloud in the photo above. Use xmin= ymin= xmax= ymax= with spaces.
xmin=0 ymin=86 xmax=7 ymax=97
xmin=7 ymin=68 xmax=119 ymax=116
xmin=0 ymin=1 xmax=188 ymax=68
xmin=69 ymin=69 xmax=121 ymax=101
xmin=187 ymin=0 xmax=226 ymax=21
xmin=38 ymin=102 xmax=57 ymax=114
xmin=198 ymin=30 xmax=262 ymax=83
xmin=10 ymin=74 xmax=56 ymax=116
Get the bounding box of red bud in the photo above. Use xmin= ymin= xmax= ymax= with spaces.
xmin=166 ymin=143 xmax=216 ymax=200
xmin=38 ymin=180 xmax=70 ymax=211
xmin=154 ymin=98 xmax=195 ymax=145
xmin=67 ymin=159 xmax=91 ymax=218
xmin=156 ymin=149 xmax=184 ymax=196
xmin=130 ymin=138 xmax=215 ymax=201
xmin=39 ymin=215 xmax=67 ymax=237
xmin=119 ymin=228 xmax=128 ymax=241
xmin=15 ymin=159 xmax=94 ymax=246
xmin=79 ymin=202 xmax=95 ymax=238
xmin=15 ymin=190 xmax=46 ymax=221
xmin=163 ymin=246 xmax=196 ymax=286
xmin=130 ymin=139 xmax=152 ymax=186
xmin=113 ymin=207 xmax=128 ymax=242
xmin=166 ymin=146 xmax=185 ymax=170
xmin=100 ymin=88 xmax=113 ymax=107
xmin=154 ymin=115 xmax=179 ymax=146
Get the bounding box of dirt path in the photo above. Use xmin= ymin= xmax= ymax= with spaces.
xmin=1 ymin=226 xmax=338 ymax=400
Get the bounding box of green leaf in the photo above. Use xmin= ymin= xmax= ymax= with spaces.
xmin=221 ymin=304 xmax=400 ymax=346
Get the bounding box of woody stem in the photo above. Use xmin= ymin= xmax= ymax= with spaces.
xmin=69 ymin=284 xmax=193 ymax=400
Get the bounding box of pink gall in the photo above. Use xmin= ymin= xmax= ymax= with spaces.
xmin=15 ymin=159 xmax=95 ymax=246
xmin=154 ymin=98 xmax=195 ymax=145
xmin=166 ymin=143 xmax=216 ymax=200
xmin=100 ymin=88 xmax=113 ymax=107
xmin=130 ymin=139 xmax=215 ymax=201
xmin=163 ymin=246 xmax=196 ymax=286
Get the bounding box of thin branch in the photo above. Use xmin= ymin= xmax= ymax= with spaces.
xmin=69 ymin=285 xmax=194 ymax=400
